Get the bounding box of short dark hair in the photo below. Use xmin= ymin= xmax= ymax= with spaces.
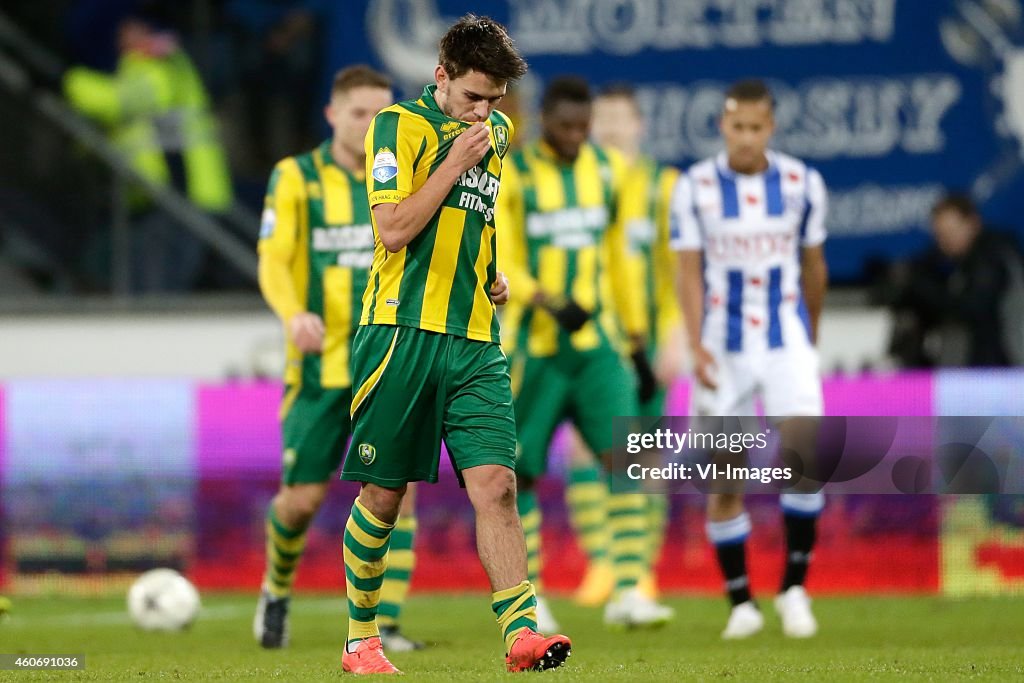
xmin=724 ymin=79 xmax=774 ymax=108
xmin=542 ymin=76 xmax=591 ymax=113
xmin=932 ymin=191 xmax=979 ymax=219
xmin=438 ymin=14 xmax=527 ymax=82
xmin=597 ymin=82 xmax=637 ymax=100
xmin=332 ymin=65 xmax=391 ymax=96
xmin=595 ymin=82 xmax=641 ymax=113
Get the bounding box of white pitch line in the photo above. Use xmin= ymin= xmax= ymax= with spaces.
xmin=1 ymin=599 xmax=347 ymax=629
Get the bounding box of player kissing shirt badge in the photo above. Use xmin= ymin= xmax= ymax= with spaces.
xmin=358 ymin=443 xmax=377 ymax=466
xmin=493 ymin=125 xmax=509 ymax=156
xmin=372 ymin=147 xmax=399 ymax=183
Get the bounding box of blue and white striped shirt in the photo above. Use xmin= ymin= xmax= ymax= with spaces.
xmin=670 ymin=151 xmax=828 ymax=353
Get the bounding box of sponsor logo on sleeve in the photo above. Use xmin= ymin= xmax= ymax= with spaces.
xmin=372 ymin=147 xmax=399 ymax=183
xmin=259 ymin=208 xmax=276 ymax=238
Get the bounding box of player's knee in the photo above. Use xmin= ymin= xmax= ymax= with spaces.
xmin=290 ymin=492 xmax=323 ymax=521
xmin=469 ymin=467 xmax=517 ymax=511
xmin=358 ymin=483 xmax=405 ymax=524
xmin=278 ymin=485 xmax=326 ymax=523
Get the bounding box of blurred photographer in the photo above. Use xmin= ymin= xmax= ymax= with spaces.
xmin=879 ymin=192 xmax=1024 ymax=367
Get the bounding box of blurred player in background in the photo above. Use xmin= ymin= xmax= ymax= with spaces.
xmin=254 ymin=65 xmax=421 ymax=653
xmin=338 ymin=15 xmax=572 ymax=674
xmin=671 ymin=79 xmax=829 ymax=639
xmin=561 ymin=84 xmax=684 ymax=608
xmin=497 ymin=76 xmax=672 ymax=630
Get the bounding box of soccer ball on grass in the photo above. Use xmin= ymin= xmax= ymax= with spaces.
xmin=127 ymin=568 xmax=201 ymax=631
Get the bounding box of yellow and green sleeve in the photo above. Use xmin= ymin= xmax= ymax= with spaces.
xmin=604 ymin=151 xmax=645 ymax=343
xmin=257 ymin=158 xmax=306 ymax=324
xmin=496 ymin=160 xmax=540 ymax=305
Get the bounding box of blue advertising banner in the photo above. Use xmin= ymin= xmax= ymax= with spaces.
xmin=327 ymin=0 xmax=1024 ymax=281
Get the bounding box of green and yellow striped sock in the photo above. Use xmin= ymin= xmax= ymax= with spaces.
xmin=517 ymin=490 xmax=542 ymax=590
xmin=646 ymin=495 xmax=669 ymax=568
xmin=492 ymin=580 xmax=538 ymax=652
xmin=608 ymin=492 xmax=648 ymax=594
xmin=263 ymin=505 xmax=308 ymax=598
xmin=377 ymin=514 xmax=417 ymax=628
xmin=566 ymin=462 xmax=610 ymax=564
xmin=344 ymin=498 xmax=394 ymax=644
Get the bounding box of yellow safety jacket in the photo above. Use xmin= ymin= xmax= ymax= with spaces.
xmin=64 ymin=48 xmax=232 ymax=211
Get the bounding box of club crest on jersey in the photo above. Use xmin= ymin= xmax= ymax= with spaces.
xmin=493 ymin=125 xmax=509 ymax=156
xmin=372 ymin=147 xmax=399 ymax=183
xmin=358 ymin=443 xmax=376 ymax=466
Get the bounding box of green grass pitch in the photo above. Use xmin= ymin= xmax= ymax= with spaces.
xmin=2 ymin=594 xmax=1022 ymax=680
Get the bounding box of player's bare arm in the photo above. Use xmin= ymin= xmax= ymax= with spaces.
xmin=800 ymin=245 xmax=828 ymax=344
xmin=372 ymin=122 xmax=492 ymax=252
xmin=679 ymin=249 xmax=717 ymax=389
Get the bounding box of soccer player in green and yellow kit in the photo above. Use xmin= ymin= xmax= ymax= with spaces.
xmin=496 ymin=76 xmax=674 ymax=630
xmin=563 ymin=84 xmax=684 ymax=607
xmin=337 ymin=15 xmax=571 ymax=675
xmin=253 ymin=66 xmax=420 ymax=652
